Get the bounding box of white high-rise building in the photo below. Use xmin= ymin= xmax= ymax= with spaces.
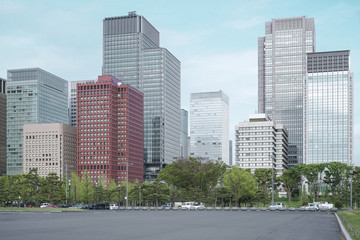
xmin=235 ymin=114 xmax=288 ymax=175
xmin=190 ymin=91 xmax=229 ymax=165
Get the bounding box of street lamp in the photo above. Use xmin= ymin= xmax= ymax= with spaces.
xmin=271 ymin=165 xmax=274 ymax=206
xmin=126 ymin=161 xmax=133 ymax=207
xmin=139 ymin=186 xmax=141 ymax=206
xmin=350 ymin=168 xmax=353 ymax=210
xmin=68 ymin=179 xmax=71 ymax=204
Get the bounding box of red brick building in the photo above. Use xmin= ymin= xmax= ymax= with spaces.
xmin=76 ymin=75 xmax=143 ymax=185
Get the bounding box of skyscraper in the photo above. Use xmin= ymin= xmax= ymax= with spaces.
xmin=305 ymin=50 xmax=353 ymax=165
xmin=258 ymin=16 xmax=316 ymax=167
xmin=76 ymin=75 xmax=144 ymax=185
xmin=0 ymin=78 xmax=6 ymax=176
xmin=6 ymin=68 xmax=68 ymax=175
xmin=69 ymin=80 xmax=96 ymax=127
xmin=180 ymin=109 xmax=189 ymax=159
xmin=102 ymin=12 xmax=181 ymax=180
xmin=190 ymin=91 xmax=229 ymax=165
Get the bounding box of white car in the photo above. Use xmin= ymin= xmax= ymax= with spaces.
xmin=301 ymin=203 xmax=319 ymax=211
xmin=40 ymin=203 xmax=52 ymax=208
xmin=181 ymin=202 xmax=196 ymax=209
xmin=181 ymin=202 xmax=205 ymax=209
xmin=110 ymin=204 xmax=119 ymax=210
xmin=269 ymin=203 xmax=285 ymax=209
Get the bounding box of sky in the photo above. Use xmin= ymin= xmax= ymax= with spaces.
xmin=0 ymin=0 xmax=359 ymax=164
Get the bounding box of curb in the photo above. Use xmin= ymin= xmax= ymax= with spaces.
xmin=335 ymin=213 xmax=352 ymax=240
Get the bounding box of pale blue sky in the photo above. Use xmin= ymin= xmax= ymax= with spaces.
xmin=0 ymin=0 xmax=359 ymax=164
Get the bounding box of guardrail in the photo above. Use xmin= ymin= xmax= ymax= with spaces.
xmin=337 ymin=212 xmax=360 ymax=240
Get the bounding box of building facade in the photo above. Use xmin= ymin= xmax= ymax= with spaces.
xmin=0 ymin=78 xmax=6 ymax=176
xmin=190 ymin=91 xmax=229 ymax=165
xmin=235 ymin=114 xmax=288 ymax=175
xmin=76 ymin=75 xmax=143 ymax=185
xmin=102 ymin=12 xmax=181 ymax=180
xmin=180 ymin=109 xmax=189 ymax=159
xmin=258 ymin=16 xmax=316 ymax=167
xmin=69 ymin=80 xmax=96 ymax=127
xmin=7 ymin=68 xmax=68 ymax=175
xmin=305 ymin=50 xmax=353 ymax=165
xmin=23 ymin=123 xmax=76 ymax=178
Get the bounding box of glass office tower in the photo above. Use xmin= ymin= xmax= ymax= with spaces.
xmin=0 ymin=78 xmax=6 ymax=176
xmin=190 ymin=91 xmax=229 ymax=165
xmin=258 ymin=16 xmax=316 ymax=167
xmin=305 ymin=50 xmax=353 ymax=165
xmin=103 ymin=12 xmax=181 ymax=180
xmin=6 ymin=68 xmax=68 ymax=175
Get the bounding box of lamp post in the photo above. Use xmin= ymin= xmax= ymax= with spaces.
xmin=271 ymin=166 xmax=274 ymax=206
xmin=350 ymin=168 xmax=353 ymax=210
xmin=68 ymin=179 xmax=71 ymax=204
xmin=126 ymin=162 xmax=129 ymax=207
xmin=139 ymin=186 xmax=141 ymax=206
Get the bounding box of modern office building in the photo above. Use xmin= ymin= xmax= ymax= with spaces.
xmin=76 ymin=75 xmax=144 ymax=185
xmin=235 ymin=114 xmax=288 ymax=175
xmin=23 ymin=123 xmax=76 ymax=179
xmin=102 ymin=12 xmax=181 ymax=180
xmin=305 ymin=50 xmax=353 ymax=165
xmin=190 ymin=91 xmax=229 ymax=165
xmin=180 ymin=109 xmax=189 ymax=159
xmin=69 ymin=80 xmax=96 ymax=127
xmin=258 ymin=16 xmax=316 ymax=167
xmin=229 ymin=140 xmax=233 ymax=166
xmin=0 ymin=78 xmax=6 ymax=176
xmin=7 ymin=68 xmax=68 ymax=175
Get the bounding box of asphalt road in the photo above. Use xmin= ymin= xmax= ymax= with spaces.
xmin=0 ymin=210 xmax=342 ymax=240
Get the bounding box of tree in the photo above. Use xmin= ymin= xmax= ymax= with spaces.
xmin=158 ymin=157 xmax=226 ymax=202
xmin=13 ymin=169 xmax=41 ymax=206
xmin=105 ymin=179 xmax=118 ymax=203
xmin=323 ymin=162 xmax=349 ymax=196
xmin=142 ymin=179 xmax=170 ymax=207
xmin=222 ymin=166 xmax=257 ymax=207
xmin=38 ymin=173 xmax=64 ymax=204
xmin=80 ymin=171 xmax=94 ymax=204
xmin=254 ymin=169 xmax=272 ymax=205
xmin=279 ymin=167 xmax=301 ymax=201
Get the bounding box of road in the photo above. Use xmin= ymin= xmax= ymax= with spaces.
xmin=0 ymin=210 xmax=342 ymax=240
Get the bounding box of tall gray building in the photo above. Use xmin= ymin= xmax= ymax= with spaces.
xmin=69 ymin=80 xmax=95 ymax=127
xmin=258 ymin=16 xmax=316 ymax=167
xmin=305 ymin=50 xmax=353 ymax=165
xmin=190 ymin=91 xmax=229 ymax=165
xmin=180 ymin=109 xmax=189 ymax=159
xmin=6 ymin=68 xmax=68 ymax=175
xmin=102 ymin=12 xmax=181 ymax=180
xmin=0 ymin=78 xmax=6 ymax=176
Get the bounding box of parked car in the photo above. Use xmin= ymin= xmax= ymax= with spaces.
xmin=110 ymin=203 xmax=119 ymax=210
xmin=160 ymin=203 xmax=174 ymax=208
xmin=301 ymin=203 xmax=319 ymax=211
xmin=40 ymin=203 xmax=52 ymax=208
xmin=192 ymin=203 xmax=205 ymax=209
xmin=269 ymin=202 xmax=285 ymax=209
xmin=317 ymin=202 xmax=333 ymax=209
xmin=181 ymin=202 xmax=196 ymax=209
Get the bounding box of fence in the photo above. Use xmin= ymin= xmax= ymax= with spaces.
xmin=337 ymin=211 xmax=360 ymax=240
